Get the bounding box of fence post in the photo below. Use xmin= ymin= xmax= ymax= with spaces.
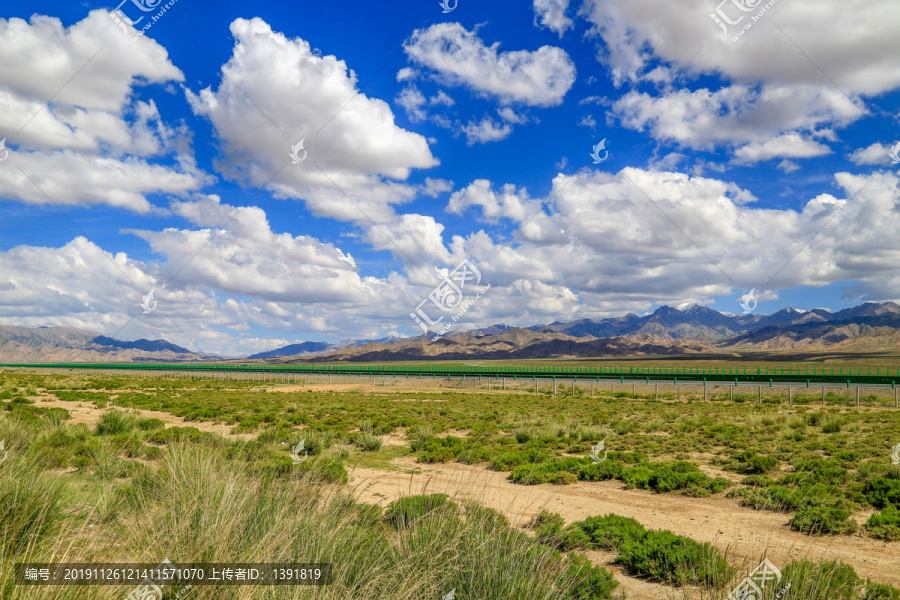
xmin=758 ymin=386 xmax=762 ymax=403
xmin=655 ymin=383 xmax=659 ymax=399
xmin=822 ymin=386 xmax=826 ymax=406
xmin=788 ymin=386 xmax=792 ymax=406
xmin=730 ymin=385 xmax=733 ymax=402
xmin=856 ymin=386 xmax=860 ymax=407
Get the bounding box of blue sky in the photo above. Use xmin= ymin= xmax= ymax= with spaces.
xmin=1 ymin=0 xmax=899 ymax=356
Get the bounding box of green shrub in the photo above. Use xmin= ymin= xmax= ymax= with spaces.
xmin=731 ymin=482 xmax=838 ymax=513
xmin=790 ymin=504 xmax=856 ymax=535
xmin=574 ymin=514 xmax=646 ymax=550
xmin=526 ymin=510 xmax=565 ymax=531
xmin=736 ymin=450 xmax=779 ymax=474
xmin=384 ymin=494 xmax=455 ymax=529
xmin=551 ymin=471 xmax=578 ymax=485
xmin=864 ymin=477 xmax=900 ymax=509
xmin=490 ymin=447 xmax=553 ymax=471
xmin=136 ymin=417 xmax=165 ymax=431
xmin=865 ymin=506 xmax=900 ymax=541
xmin=510 ymin=458 xmax=586 ymax=485
xmin=526 ymin=511 xmax=590 ymax=551
xmin=623 ymin=461 xmax=729 ymax=494
xmin=741 ymin=474 xmax=776 ymax=487
xmin=577 ymin=460 xmax=624 ymax=481
xmin=616 ymin=529 xmax=732 ymax=586
xmin=782 ymin=459 xmax=849 ymax=486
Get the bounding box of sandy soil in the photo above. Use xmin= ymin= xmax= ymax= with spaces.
xmin=347 ymin=456 xmax=900 ymax=599
xmin=34 ymin=396 xmax=254 ymax=440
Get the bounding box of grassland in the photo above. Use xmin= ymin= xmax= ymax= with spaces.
xmin=1 ymin=368 xmax=899 ymax=599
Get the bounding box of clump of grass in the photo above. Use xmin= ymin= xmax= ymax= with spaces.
xmin=300 ymin=428 xmax=335 ymax=455
xmin=780 ymin=560 xmax=864 ymax=600
xmin=355 ymin=431 xmax=383 ymax=452
xmin=821 ymin=414 xmax=846 ymax=433
xmin=0 ymin=465 xmax=66 ymax=555
xmin=384 ymin=493 xmax=455 ymax=529
xmin=95 ymin=409 xmax=136 ymax=435
xmin=137 ymin=417 xmax=165 ymax=431
xmin=89 ymin=445 xmax=125 ymax=481
xmin=887 ymin=464 xmax=900 ymax=480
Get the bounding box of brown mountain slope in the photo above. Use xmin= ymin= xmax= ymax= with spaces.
xmin=295 ymin=329 xmax=716 ymax=362
xmin=0 ymin=325 xmax=201 ymax=362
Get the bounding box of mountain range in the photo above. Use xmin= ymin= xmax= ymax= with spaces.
xmin=0 ymin=326 xmax=199 ymax=362
xmin=1 ymin=301 xmax=899 ymax=363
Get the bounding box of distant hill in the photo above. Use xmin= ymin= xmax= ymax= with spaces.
xmin=720 ymin=313 xmax=900 ymax=349
xmin=248 ymin=341 xmax=332 ymax=359
xmin=283 ymin=328 xmax=718 ymax=363
xmin=0 ymin=326 xmax=204 ymax=362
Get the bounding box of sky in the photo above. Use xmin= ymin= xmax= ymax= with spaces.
xmin=1 ymin=0 xmax=899 ymax=357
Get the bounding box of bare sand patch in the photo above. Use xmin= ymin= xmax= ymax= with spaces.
xmin=34 ymin=397 xmax=254 ymax=441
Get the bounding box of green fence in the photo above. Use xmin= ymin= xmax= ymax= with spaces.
xmin=0 ymin=362 xmax=897 ymax=387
